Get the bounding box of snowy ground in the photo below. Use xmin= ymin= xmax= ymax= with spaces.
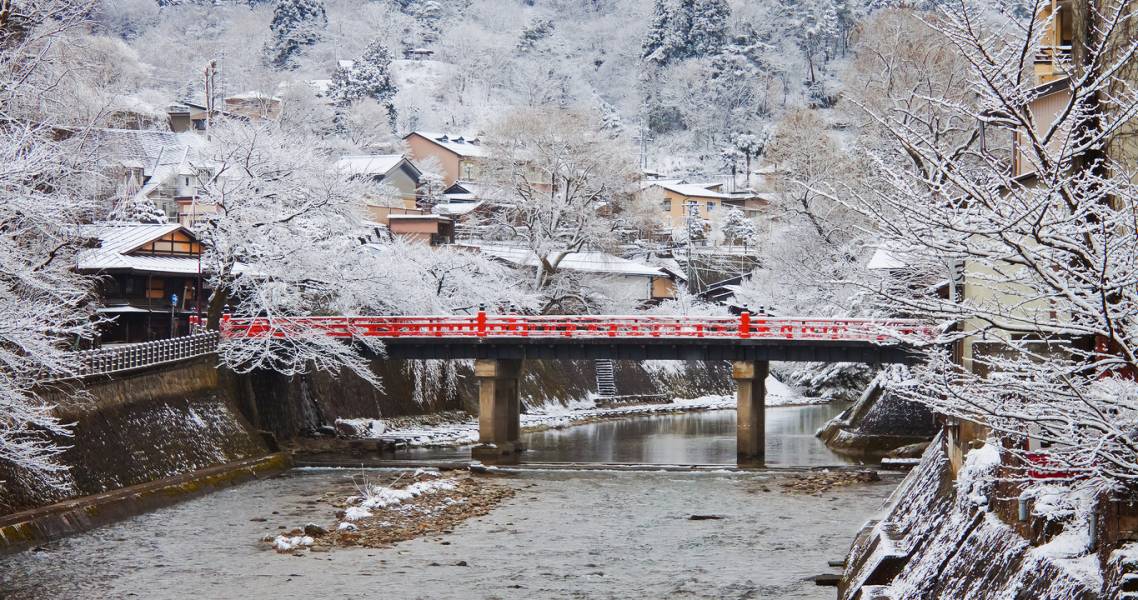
xmin=337 ymin=374 xmax=826 ymax=448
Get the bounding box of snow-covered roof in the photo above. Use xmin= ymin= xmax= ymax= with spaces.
xmin=657 ymin=182 xmax=738 ymax=200
xmin=336 ymin=154 xmax=408 ymax=177
xmin=227 ymin=91 xmax=281 ymax=102
xmin=433 ymin=201 xmax=484 ymax=216
xmin=76 ymin=223 xmax=202 ymax=275
xmin=407 ymin=131 xmax=488 ymax=158
xmin=867 ymin=247 xmax=908 ymax=270
xmin=460 ymin=243 xmax=665 ymax=278
xmin=88 ymin=128 xmax=206 ymax=178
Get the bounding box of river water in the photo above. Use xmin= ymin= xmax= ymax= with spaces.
xmin=394 ymin=404 xmax=862 ymax=466
xmin=0 ymin=406 xmax=894 ymax=600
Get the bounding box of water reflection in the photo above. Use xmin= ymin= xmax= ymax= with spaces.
xmin=391 ymin=404 xmax=862 ymax=466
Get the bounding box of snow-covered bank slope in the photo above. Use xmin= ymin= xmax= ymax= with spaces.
xmin=840 ymin=437 xmax=1124 ymax=599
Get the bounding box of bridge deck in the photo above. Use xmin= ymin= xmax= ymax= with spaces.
xmin=216 ymin=314 xmax=932 ymax=363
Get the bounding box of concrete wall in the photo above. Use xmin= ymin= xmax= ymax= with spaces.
xmin=0 ymin=356 xmax=269 ymax=517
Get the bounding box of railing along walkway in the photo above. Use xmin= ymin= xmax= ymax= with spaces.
xmin=211 ymin=312 xmax=936 ymax=344
xmin=70 ymin=332 xmax=220 ymax=378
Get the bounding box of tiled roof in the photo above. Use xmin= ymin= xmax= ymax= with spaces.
xmin=76 ymin=223 xmax=202 ymax=275
xmin=87 ymin=128 xmax=205 ymax=178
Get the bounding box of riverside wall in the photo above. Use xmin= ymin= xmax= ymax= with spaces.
xmin=0 ymin=356 xmax=286 ymax=551
xmin=839 ymin=431 xmax=1138 ymax=599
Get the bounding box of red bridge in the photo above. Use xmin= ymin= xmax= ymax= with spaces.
xmin=207 ymin=312 xmax=936 ymax=466
xmin=214 ymin=312 xmax=934 ymax=363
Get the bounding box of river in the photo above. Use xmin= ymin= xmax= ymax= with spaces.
xmin=0 ymin=405 xmax=895 ymax=600
xmin=393 ymin=403 xmax=862 ymax=466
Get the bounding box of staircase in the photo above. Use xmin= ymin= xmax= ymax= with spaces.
xmin=595 ymin=359 xmax=617 ymax=399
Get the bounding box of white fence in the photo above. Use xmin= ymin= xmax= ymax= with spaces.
xmin=74 ymin=332 xmax=220 ymax=378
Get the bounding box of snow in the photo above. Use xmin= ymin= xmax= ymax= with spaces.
xmin=273 ymin=535 xmax=314 ymax=551
xmin=458 ymin=243 xmax=665 ymax=277
xmin=406 ymin=131 xmax=488 ymax=158
xmin=343 ymin=506 xmax=373 ymax=521
xmin=955 ymin=442 xmax=1001 ymax=507
xmin=359 ymin=478 xmax=458 ymax=510
xmin=335 ymin=155 xmax=406 ymax=177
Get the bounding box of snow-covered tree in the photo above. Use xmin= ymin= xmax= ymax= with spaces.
xmin=0 ymin=0 xmax=102 ymax=497
xmin=782 ymin=0 xmax=841 ymax=84
xmin=328 ymin=39 xmax=398 ymax=128
xmin=263 ymin=0 xmax=327 ymax=70
xmin=720 ymin=207 xmax=756 ymax=246
xmin=642 ymin=0 xmax=729 ymax=65
xmin=688 ymin=0 xmax=730 ymax=57
xmin=328 ymin=40 xmax=397 ymax=107
xmin=642 ymin=0 xmax=691 ymax=65
xmin=733 ymin=130 xmax=768 ymax=188
xmin=484 ymin=108 xmax=636 ymax=313
xmin=114 ymin=194 xmax=168 ymax=224
xmin=195 ymin=120 xmax=382 ymax=385
xmin=517 ymin=18 xmax=555 ymax=53
xmin=841 ymin=2 xmax=1138 ymax=487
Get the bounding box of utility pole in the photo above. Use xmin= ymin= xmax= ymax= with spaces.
xmin=684 ymin=200 xmax=702 ymax=295
xmin=204 ymin=60 xmax=217 ymax=140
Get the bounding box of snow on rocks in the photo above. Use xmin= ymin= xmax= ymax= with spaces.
xmin=343 ymin=506 xmax=373 ymax=521
xmin=358 ymin=477 xmax=458 ymax=510
xmin=273 ymin=535 xmax=314 ymax=552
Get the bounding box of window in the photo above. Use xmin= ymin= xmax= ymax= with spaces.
xmin=706 ymin=201 xmax=715 ymax=212
xmin=661 ymin=199 xmax=672 ymax=211
xmin=147 ymin=277 xmax=165 ymax=300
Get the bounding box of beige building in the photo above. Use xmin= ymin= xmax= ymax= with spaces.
xmin=336 ymin=154 xmax=423 ymax=213
xmin=404 ymin=132 xmax=487 ymax=187
xmin=640 ymin=180 xmax=767 ymax=229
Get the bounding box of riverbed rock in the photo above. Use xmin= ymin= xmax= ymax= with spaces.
xmin=304 ymin=523 xmax=328 ymax=536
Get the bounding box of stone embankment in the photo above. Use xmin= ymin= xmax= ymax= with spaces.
xmin=839 ymin=432 xmax=1138 ymax=599
xmin=0 ymin=356 xmax=288 ymax=552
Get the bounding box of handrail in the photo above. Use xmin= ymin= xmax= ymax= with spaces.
xmin=213 ymin=312 xmax=938 ymax=344
xmin=67 ymin=332 xmax=221 ymax=379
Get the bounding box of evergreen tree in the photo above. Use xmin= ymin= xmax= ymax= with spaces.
xmin=642 ymin=0 xmax=690 ymax=65
xmin=263 ymin=0 xmax=328 ymax=71
xmin=642 ymin=0 xmax=728 ymax=65
xmin=114 ymin=180 xmax=169 ymax=224
xmin=721 ymin=207 xmax=756 ymax=245
xmin=328 ymin=40 xmax=399 ymax=128
xmin=688 ymin=0 xmax=730 ymax=57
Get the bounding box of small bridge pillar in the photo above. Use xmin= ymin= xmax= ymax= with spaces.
xmin=734 ymin=360 xmax=768 ymax=467
xmin=471 ymin=358 xmax=523 ymax=463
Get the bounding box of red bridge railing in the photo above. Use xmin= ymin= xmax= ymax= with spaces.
xmin=199 ymin=313 xmax=937 ymax=344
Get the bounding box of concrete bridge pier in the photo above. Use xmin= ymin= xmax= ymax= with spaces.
xmin=734 ymin=360 xmax=769 ymax=467
xmin=471 ymin=358 xmax=523 ymax=463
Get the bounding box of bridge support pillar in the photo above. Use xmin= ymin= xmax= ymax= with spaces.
xmin=734 ymin=360 xmax=768 ymax=467
xmin=471 ymin=358 xmax=523 ymax=463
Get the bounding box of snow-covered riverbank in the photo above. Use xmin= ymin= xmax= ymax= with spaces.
xmin=336 ymin=374 xmax=827 ymax=448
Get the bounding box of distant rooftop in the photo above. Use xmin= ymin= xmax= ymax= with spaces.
xmin=407 ymin=131 xmax=488 ymax=158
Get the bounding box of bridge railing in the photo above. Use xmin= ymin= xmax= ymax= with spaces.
xmin=215 ymin=313 xmax=937 ymax=344
xmin=69 ymin=332 xmax=221 ymax=379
